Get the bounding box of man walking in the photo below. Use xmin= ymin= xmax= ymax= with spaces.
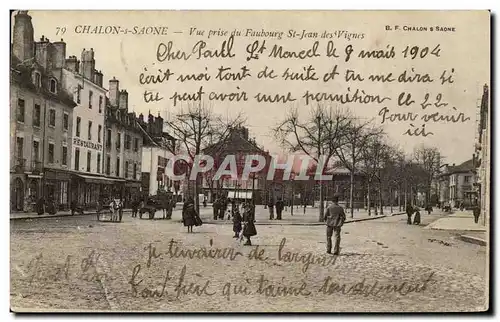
xmin=473 ymin=205 xmax=480 ymax=224
xmin=268 ymin=199 xmax=275 ymax=220
xmin=276 ymin=198 xmax=284 ymax=220
xmin=325 ymin=196 xmax=346 ymax=255
xmin=406 ymin=204 xmax=414 ymax=225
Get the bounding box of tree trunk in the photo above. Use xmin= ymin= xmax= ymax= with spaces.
xmin=367 ymin=180 xmax=371 ymax=216
xmin=398 ymin=185 xmax=402 ymax=211
xmin=349 ymin=169 xmax=355 ymax=218
xmin=390 ymin=187 xmax=393 ymax=213
xmin=379 ymin=180 xmax=384 ymax=215
xmin=319 ymin=181 xmax=325 ymax=222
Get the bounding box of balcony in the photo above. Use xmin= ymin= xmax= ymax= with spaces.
xmin=12 ymin=157 xmax=26 ymax=173
xmin=30 ymin=160 xmax=43 ymax=174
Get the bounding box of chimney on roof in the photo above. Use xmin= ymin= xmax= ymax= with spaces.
xmin=108 ymin=77 xmax=119 ymax=107
xmin=12 ymin=11 xmax=35 ymax=62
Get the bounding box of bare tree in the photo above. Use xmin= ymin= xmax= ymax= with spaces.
xmin=274 ymin=105 xmax=352 ymax=221
xmin=165 ymin=102 xmax=245 ymax=212
xmin=336 ymin=118 xmax=383 ymax=218
xmin=360 ymin=134 xmax=387 ymax=216
xmin=413 ymin=145 xmax=442 ymax=206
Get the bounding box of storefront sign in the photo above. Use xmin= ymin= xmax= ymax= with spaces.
xmin=73 ymin=138 xmax=103 ymax=151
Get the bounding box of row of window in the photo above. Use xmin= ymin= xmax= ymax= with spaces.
xmin=33 ymin=72 xmax=58 ymax=95
xmin=17 ymin=99 xmax=70 ymax=130
xmin=105 ymin=130 xmax=140 ymax=152
xmin=17 ymin=99 xmax=140 ymax=153
xmin=73 ymin=149 xmax=139 ymax=179
xmin=75 ymin=86 xmax=104 ymax=113
xmin=15 ymin=137 xmax=68 ymax=166
xmin=15 ymin=136 xmax=138 ymax=179
xmin=75 ymin=117 xmax=103 ymax=143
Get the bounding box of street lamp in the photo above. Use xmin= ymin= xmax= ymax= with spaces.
xmin=291 ymin=172 xmax=295 ymax=216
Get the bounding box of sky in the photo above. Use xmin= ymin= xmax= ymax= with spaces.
xmin=15 ymin=10 xmax=490 ymax=165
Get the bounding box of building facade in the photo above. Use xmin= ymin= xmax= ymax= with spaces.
xmin=103 ymin=78 xmax=143 ymax=204
xmin=474 ymin=84 xmax=490 ymax=225
xmin=202 ymin=126 xmax=269 ymax=204
xmin=61 ymin=48 xmax=109 ymax=208
xmin=10 ymin=11 xmax=77 ymax=212
xmin=137 ymin=113 xmax=178 ymax=199
xmin=437 ymin=159 xmax=476 ymax=208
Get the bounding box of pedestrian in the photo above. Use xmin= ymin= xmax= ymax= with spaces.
xmin=203 ymin=198 xmax=207 ymax=208
xmin=413 ymin=207 xmax=421 ymax=225
xmin=213 ymin=198 xmax=219 ymax=220
xmin=182 ymin=197 xmax=197 ymax=233
xmin=118 ymin=199 xmax=124 ymax=222
xmin=242 ymin=203 xmax=257 ymax=246
xmin=232 ymin=205 xmax=243 ymax=238
xmin=406 ymin=204 xmax=414 ymax=225
xmin=276 ymin=199 xmax=284 ymax=220
xmin=132 ymin=197 xmax=141 ymax=218
xmin=473 ymin=206 xmax=480 ymax=224
xmin=219 ymin=198 xmax=228 ymax=220
xmin=325 ymin=196 xmax=346 ymax=255
xmin=268 ymin=199 xmax=274 ymax=220
xmin=303 ymin=201 xmax=307 ymax=214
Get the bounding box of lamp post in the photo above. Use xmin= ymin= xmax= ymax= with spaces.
xmin=291 ymin=172 xmax=295 ymax=216
xmin=251 ymin=173 xmax=256 ymax=203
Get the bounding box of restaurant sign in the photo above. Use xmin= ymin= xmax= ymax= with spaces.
xmin=73 ymin=138 xmax=103 ymax=151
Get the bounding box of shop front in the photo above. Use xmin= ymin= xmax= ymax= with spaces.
xmin=124 ymin=180 xmax=142 ymax=207
xmin=44 ymin=169 xmax=72 ymax=211
xmin=71 ymin=174 xmax=125 ymax=209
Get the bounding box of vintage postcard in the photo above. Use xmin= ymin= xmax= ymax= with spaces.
xmin=9 ymin=10 xmax=490 ymax=312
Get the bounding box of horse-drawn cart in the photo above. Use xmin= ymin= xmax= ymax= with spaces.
xmin=97 ymin=199 xmax=123 ymax=222
xmin=139 ymin=191 xmax=174 ymax=220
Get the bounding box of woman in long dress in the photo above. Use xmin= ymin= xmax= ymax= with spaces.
xmin=242 ymin=203 xmax=257 ymax=245
xmin=182 ymin=197 xmax=196 ymax=233
xmin=413 ymin=207 xmax=421 ymax=225
xmin=232 ymin=206 xmax=243 ymax=238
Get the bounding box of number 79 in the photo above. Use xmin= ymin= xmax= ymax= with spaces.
xmin=56 ymin=27 xmax=66 ymax=36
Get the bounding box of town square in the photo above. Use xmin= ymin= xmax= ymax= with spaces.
xmin=9 ymin=10 xmax=490 ymax=312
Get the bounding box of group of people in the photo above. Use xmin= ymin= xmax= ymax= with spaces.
xmin=212 ymin=197 xmax=230 ymax=220
xmin=405 ymin=204 xmax=423 ymax=225
xmin=232 ymin=201 xmax=257 ymax=246
xmin=267 ymin=198 xmax=286 ymax=220
xmin=130 ymin=196 xmax=176 ymax=219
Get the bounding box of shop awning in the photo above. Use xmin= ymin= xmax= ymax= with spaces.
xmin=75 ymin=174 xmax=126 ymax=184
xmin=227 ymin=191 xmax=253 ymax=199
xmin=125 ymin=181 xmax=141 ymax=188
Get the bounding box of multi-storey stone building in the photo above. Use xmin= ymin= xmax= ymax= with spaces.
xmin=473 ymin=84 xmax=490 ymax=225
xmin=202 ymin=126 xmax=269 ymax=204
xmin=10 ymin=11 xmax=77 ymax=212
xmin=103 ymin=78 xmax=143 ymax=204
xmin=437 ymin=160 xmax=476 ymax=208
xmin=61 ymin=48 xmax=109 ymax=208
xmin=137 ymin=113 xmax=178 ymax=199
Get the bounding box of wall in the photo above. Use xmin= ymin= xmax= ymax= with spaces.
xmin=105 ymin=122 xmax=142 ymax=180
xmin=141 ymin=146 xmax=179 ymax=196
xmin=43 ymin=100 xmax=73 ymax=171
xmin=63 ymin=69 xmax=106 ymax=174
xmin=10 ymin=85 xmax=43 ymax=170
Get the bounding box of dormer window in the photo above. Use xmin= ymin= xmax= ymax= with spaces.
xmin=33 ymin=71 xmax=41 ymax=88
xmin=49 ymin=78 xmax=57 ymax=94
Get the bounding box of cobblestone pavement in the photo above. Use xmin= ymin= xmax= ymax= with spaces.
xmin=10 ymin=212 xmax=487 ymax=312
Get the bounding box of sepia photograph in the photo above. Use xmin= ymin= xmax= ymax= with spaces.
xmin=8 ymin=9 xmax=491 ymax=313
